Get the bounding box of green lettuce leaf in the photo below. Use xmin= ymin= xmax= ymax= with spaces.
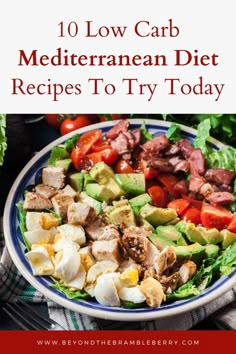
xmin=165 ymin=123 xmax=181 ymax=142
xmin=0 ymin=114 xmax=7 ymax=166
xmin=50 ymin=280 xmax=91 ymax=300
xmin=193 ymin=118 xmax=212 ymax=155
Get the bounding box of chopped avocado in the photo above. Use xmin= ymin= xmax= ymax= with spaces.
xmin=90 ymin=161 xmax=115 ymax=183
xmin=175 ymin=243 xmax=205 ymax=263
xmin=140 ymin=204 xmax=178 ymax=227
xmin=86 ymin=183 xmax=115 ymax=203
xmin=109 ymin=204 xmax=136 ymax=229
xmin=113 ymin=199 xmax=129 ymax=208
xmin=220 ymin=229 xmax=236 ymax=249
xmin=129 ymin=193 xmax=151 ymax=209
xmin=176 ymin=221 xmax=207 ymax=244
xmin=197 ymin=226 xmax=223 ymax=245
xmin=148 ymin=233 xmax=176 ymax=251
xmin=165 ymin=217 xmax=180 ymax=225
xmin=79 ymin=191 xmax=102 ymax=215
xmin=55 ymin=158 xmax=72 ymax=172
xmin=176 ymin=234 xmax=188 ymax=246
xmin=174 ymin=247 xmax=191 ymax=260
xmin=156 ymin=225 xmax=181 ymax=242
xmin=204 ymin=244 xmax=220 ymax=259
xmin=68 ymin=172 xmax=84 ymax=193
xmin=83 ymin=173 xmax=96 ymax=188
xmin=139 ymin=219 xmax=155 ymax=232
xmin=115 ymin=174 xmax=145 ymax=196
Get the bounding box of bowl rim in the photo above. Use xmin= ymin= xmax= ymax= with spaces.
xmin=3 ymin=118 xmax=236 ymax=322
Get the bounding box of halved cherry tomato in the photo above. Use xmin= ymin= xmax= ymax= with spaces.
xmin=167 ymin=199 xmax=190 ymax=216
xmin=201 ymin=204 xmax=233 ymax=230
xmin=101 ymin=149 xmax=119 ymax=166
xmin=148 ymin=186 xmax=169 ymax=208
xmin=91 ymin=139 xmax=112 ymax=152
xmin=60 ymin=115 xmax=92 ymax=136
xmin=227 ymin=214 xmax=236 ymax=233
xmin=76 ymin=129 xmax=102 ymax=155
xmin=114 ymin=159 xmax=134 ymax=174
xmin=181 ymin=195 xmax=203 ymax=210
xmin=181 ymin=206 xmax=202 ymax=225
xmin=71 ymin=147 xmax=85 ymax=170
xmin=137 ymin=159 xmax=159 ymax=180
xmin=157 ymin=173 xmax=180 ymax=197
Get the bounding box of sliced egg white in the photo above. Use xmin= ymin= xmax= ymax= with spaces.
xmin=25 ymin=246 xmax=54 ymax=276
xmin=66 ymin=264 xmax=86 ymax=290
xmin=24 ymin=229 xmax=52 ymax=247
xmin=54 ymin=245 xmax=81 ymax=283
xmin=86 ymin=260 xmax=118 ymax=283
xmin=118 ymin=286 xmax=146 ymax=304
xmin=94 ymin=272 xmax=120 ymax=307
xmin=26 ymin=212 xmax=43 ymax=231
xmin=57 ymin=224 xmax=86 ymax=246
xmin=53 ymin=237 xmax=79 ymax=253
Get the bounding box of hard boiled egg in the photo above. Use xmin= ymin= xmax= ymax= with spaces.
xmin=54 ymin=245 xmax=81 ymax=283
xmin=94 ymin=272 xmax=120 ymax=307
xmin=86 ymin=260 xmax=118 ymax=283
xmin=26 ymin=212 xmax=43 ymax=231
xmin=24 ymin=229 xmax=52 ymax=247
xmin=25 ymin=246 xmax=54 ymax=276
xmin=118 ymin=286 xmax=146 ymax=304
xmin=66 ymin=264 xmax=86 ymax=290
xmin=57 ymin=224 xmax=86 ymax=245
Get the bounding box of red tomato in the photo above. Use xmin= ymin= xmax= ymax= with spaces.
xmin=157 ymin=173 xmax=180 ymax=197
xmin=201 ymin=204 xmax=233 ymax=230
xmin=115 ymin=159 xmax=134 ymax=174
xmin=85 ymin=152 xmax=102 ymax=165
xmin=76 ymin=129 xmax=102 ymax=155
xmin=60 ymin=115 xmax=92 ymax=136
xmin=71 ymin=148 xmax=85 ymax=170
xmin=137 ymin=159 xmax=159 ymax=180
xmin=181 ymin=206 xmax=202 ymax=225
xmin=181 ymin=194 xmax=203 ymax=210
xmin=99 ymin=114 xmax=129 ymax=122
xmin=91 ymin=139 xmax=112 ymax=152
xmin=227 ymin=214 xmax=236 ymax=233
xmin=167 ymin=199 xmax=190 ymax=216
xmin=148 ymin=186 xmax=169 ymax=208
xmin=101 ymin=149 xmax=119 ymax=166
xmin=44 ymin=114 xmax=61 ymax=129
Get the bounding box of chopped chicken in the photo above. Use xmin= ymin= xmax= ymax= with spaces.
xmin=139 ymin=277 xmax=166 ymax=307
xmin=154 ymin=246 xmax=177 ymax=275
xmin=42 ymin=165 xmax=66 ymax=189
xmin=23 ymin=192 xmax=53 ymax=211
xmin=178 ymin=260 xmax=197 ymax=286
xmin=51 ymin=194 xmax=74 ymax=221
xmin=85 ymin=217 xmax=106 ymax=240
xmin=67 ymin=202 xmax=97 ymax=226
xmin=143 ymin=240 xmax=160 ymax=268
xmin=160 ymin=272 xmax=180 ymax=293
xmin=98 ymin=224 xmax=120 ymax=241
xmin=91 ymin=239 xmax=123 ymax=264
xmin=59 ymin=184 xmax=77 ymax=198
xmin=35 ymin=184 xmax=58 ymax=199
xmin=122 ymin=226 xmax=150 ymax=263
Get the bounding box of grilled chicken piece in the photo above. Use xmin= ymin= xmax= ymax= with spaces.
xmin=178 ymin=260 xmax=197 ymax=286
xmin=42 ymin=166 xmax=66 ymax=189
xmin=59 ymin=184 xmax=77 ymax=198
xmin=154 ymin=246 xmax=177 ymax=275
xmin=23 ymin=192 xmax=52 ymax=211
xmin=51 ymin=194 xmax=74 ymax=221
xmin=139 ymin=277 xmax=165 ymax=308
xmin=85 ymin=217 xmax=106 ymax=240
xmin=160 ymin=272 xmax=180 ymax=293
xmin=122 ymin=226 xmax=150 ymax=263
xmin=143 ymin=240 xmax=160 ymax=268
xmin=35 ymin=184 xmax=58 ymax=199
xmin=91 ymin=239 xmax=123 ymax=264
xmin=67 ymin=202 xmax=97 ymax=226
xmin=98 ymin=224 xmax=121 ymax=241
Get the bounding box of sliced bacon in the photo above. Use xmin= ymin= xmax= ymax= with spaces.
xmin=206 ymin=192 xmax=235 ymax=205
xmin=164 ymin=143 xmax=181 ymax=156
xmin=105 ymin=119 xmax=130 ymax=140
xmin=189 ymin=149 xmax=205 ymax=176
xmin=168 ymin=156 xmax=190 ymax=173
xmin=110 ymin=132 xmax=129 ymax=155
xmin=141 ymin=134 xmax=170 ymax=153
xmin=174 ymin=180 xmax=189 ymax=196
xmin=189 ymin=176 xmax=206 ymax=193
xmin=177 ymin=139 xmax=194 ymax=159
xmin=205 ymin=168 xmax=235 ymax=185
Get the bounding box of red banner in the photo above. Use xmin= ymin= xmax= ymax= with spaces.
xmin=1 ymin=330 xmax=236 ymax=354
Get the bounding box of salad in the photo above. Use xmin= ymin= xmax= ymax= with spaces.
xmin=17 ymin=119 xmax=236 ymax=309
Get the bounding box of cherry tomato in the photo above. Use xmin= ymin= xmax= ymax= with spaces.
xmin=137 ymin=159 xmax=159 ymax=180
xmin=157 ymin=173 xmax=180 ymax=197
xmin=181 ymin=206 xmax=202 ymax=225
xmin=227 ymin=214 xmax=236 ymax=233
xmin=91 ymin=139 xmax=112 ymax=152
xmin=76 ymin=129 xmax=102 ymax=155
xmin=167 ymin=199 xmax=191 ymax=216
xmin=114 ymin=159 xmax=134 ymax=174
xmin=201 ymin=204 xmax=233 ymax=230
xmin=71 ymin=148 xmax=85 ymax=170
xmin=181 ymin=195 xmax=203 ymax=210
xmin=101 ymin=149 xmax=119 ymax=166
xmin=99 ymin=114 xmax=129 ymax=122
xmin=148 ymin=185 xmax=169 ymax=208
xmin=60 ymin=115 xmax=92 ymax=136
xmin=44 ymin=114 xmax=61 ymax=129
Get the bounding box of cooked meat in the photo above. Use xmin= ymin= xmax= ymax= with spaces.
xmin=144 ymin=157 xmax=173 ymax=172
xmin=139 ymin=277 xmax=165 ymax=307
xmin=23 ymin=192 xmax=53 ymax=211
xmin=141 ymin=134 xmax=169 ymax=153
xmin=143 ymin=240 xmax=160 ymax=268
xmin=199 ymin=182 xmax=218 ymax=198
xmin=85 ymin=218 xmax=106 ymax=240
xmin=106 ymin=119 xmax=130 ymax=140
xmin=122 ymin=226 xmax=150 ymax=263
xmin=205 ymin=168 xmax=235 ymax=185
xmin=35 ymin=184 xmax=58 ymax=199
xmin=67 ymin=202 xmax=97 ymax=226
xmin=51 ymin=194 xmax=74 ymax=221
xmin=174 ymin=180 xmax=189 ymax=196
xmin=42 ymin=166 xmax=66 ymax=189
xmin=59 ymin=184 xmax=77 ymax=198
xmin=177 ymin=138 xmax=194 ymax=159
xmin=206 ymin=191 xmax=235 ymax=205
xmin=91 ymin=239 xmax=123 ymax=264
xmin=219 ymin=184 xmax=232 ymax=192
xmin=154 ymin=246 xmax=177 ymax=275
xmin=189 ymin=176 xmax=206 ymax=193
xmin=131 ymin=128 xmax=141 ymax=146
xmin=178 ymin=260 xmax=197 ymax=286
xmin=163 ymin=143 xmax=181 ymax=156
xmin=98 ymin=224 xmax=121 ymax=241
xmin=123 ymin=131 xmax=136 ymax=149
xmin=189 ymin=148 xmax=206 ymax=176
xmin=168 ymin=156 xmax=190 ymax=173
xmin=160 ymin=272 xmax=180 ymax=293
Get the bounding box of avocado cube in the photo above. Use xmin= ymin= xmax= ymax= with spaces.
xmin=68 ymin=172 xmax=84 ymax=193
xmin=83 ymin=173 xmax=96 ymax=188
xmin=148 ymin=233 xmax=176 ymax=251
xmin=115 ymin=174 xmax=145 ymax=196
xmin=140 ymin=204 xmax=178 ymax=227
xmin=55 ymin=158 xmax=72 ymax=172
xmin=109 ymin=204 xmax=136 ymax=229
xmin=197 ymin=226 xmax=223 ymax=245
xmin=156 ymin=225 xmax=181 ymax=242
xmin=175 ymin=243 xmax=205 ymax=263
xmin=176 ymin=221 xmax=207 ymax=245
xmin=129 ymin=193 xmax=152 ymax=208
xmin=220 ymin=229 xmax=236 ymax=249
xmin=86 ymin=183 xmax=115 ymax=203
xmin=204 ymin=244 xmax=220 ymax=259
xmin=90 ymin=162 xmax=115 ymax=184
xmin=79 ymin=191 xmax=102 ymax=215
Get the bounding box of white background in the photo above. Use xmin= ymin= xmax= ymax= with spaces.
xmin=0 ymin=0 xmax=235 ymax=113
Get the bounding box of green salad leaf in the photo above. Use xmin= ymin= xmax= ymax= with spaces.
xmin=166 ymin=123 xmax=181 ymax=142
xmin=0 ymin=114 xmax=7 ymax=166
xmin=51 ymin=280 xmax=91 ymax=300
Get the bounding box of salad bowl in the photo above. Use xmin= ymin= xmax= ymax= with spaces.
xmin=3 ymin=119 xmax=236 ymax=321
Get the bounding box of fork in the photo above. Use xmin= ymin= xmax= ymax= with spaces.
xmin=2 ymin=300 xmax=65 ymax=330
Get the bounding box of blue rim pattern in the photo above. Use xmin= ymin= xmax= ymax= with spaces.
xmin=3 ymin=119 xmax=235 ymax=321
